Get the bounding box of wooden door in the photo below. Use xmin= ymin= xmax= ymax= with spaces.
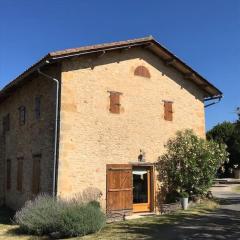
xmin=106 ymin=164 xmax=133 ymax=212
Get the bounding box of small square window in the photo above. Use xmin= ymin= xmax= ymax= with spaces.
xmin=19 ymin=106 xmax=26 ymax=125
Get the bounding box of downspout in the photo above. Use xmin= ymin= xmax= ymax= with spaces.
xmin=37 ymin=67 xmax=59 ymax=196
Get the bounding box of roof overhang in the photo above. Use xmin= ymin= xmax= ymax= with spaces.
xmin=0 ymin=36 xmax=222 ymax=103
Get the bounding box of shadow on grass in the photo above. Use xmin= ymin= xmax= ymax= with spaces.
xmin=0 ymin=206 xmax=15 ymax=224
xmin=218 ymin=197 xmax=240 ymax=205
xmin=106 ymin=207 xmax=240 ymax=240
xmin=6 ymin=228 xmax=49 ymax=240
xmin=0 ymin=207 xmax=48 ymax=239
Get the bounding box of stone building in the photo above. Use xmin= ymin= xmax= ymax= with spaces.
xmin=0 ymin=36 xmax=222 ymax=212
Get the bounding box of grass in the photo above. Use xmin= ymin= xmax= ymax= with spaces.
xmin=233 ymin=185 xmax=240 ymax=192
xmin=0 ymin=200 xmax=218 ymax=240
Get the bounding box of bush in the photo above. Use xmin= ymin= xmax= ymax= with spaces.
xmin=156 ymin=129 xmax=229 ymax=197
xmin=58 ymin=203 xmax=105 ymax=238
xmin=165 ymin=191 xmax=180 ymax=203
xmin=14 ymin=194 xmax=61 ymax=235
xmin=88 ymin=200 xmax=101 ymax=209
xmin=14 ymin=194 xmax=106 ymax=238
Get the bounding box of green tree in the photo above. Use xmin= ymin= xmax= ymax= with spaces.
xmin=207 ymin=120 xmax=240 ymax=170
xmin=156 ymin=129 xmax=228 ymax=196
xmin=206 ymin=121 xmax=234 ymax=144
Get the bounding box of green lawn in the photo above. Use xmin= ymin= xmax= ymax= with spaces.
xmin=0 ymin=200 xmax=218 ymax=240
xmin=233 ymin=185 xmax=240 ymax=192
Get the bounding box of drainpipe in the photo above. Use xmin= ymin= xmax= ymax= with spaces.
xmin=37 ymin=67 xmax=59 ymax=196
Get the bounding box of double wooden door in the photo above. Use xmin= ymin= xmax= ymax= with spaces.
xmin=106 ymin=164 xmax=152 ymax=213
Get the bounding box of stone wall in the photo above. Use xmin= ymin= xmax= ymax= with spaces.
xmin=0 ymin=65 xmax=59 ymax=209
xmin=57 ymin=47 xmax=206 ymax=209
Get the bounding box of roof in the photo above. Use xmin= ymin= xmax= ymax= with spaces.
xmin=0 ymin=36 xmax=222 ymax=102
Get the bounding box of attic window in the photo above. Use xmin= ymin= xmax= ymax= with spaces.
xmin=134 ymin=66 xmax=151 ymax=78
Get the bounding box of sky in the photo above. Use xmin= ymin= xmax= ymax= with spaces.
xmin=0 ymin=0 xmax=239 ymax=130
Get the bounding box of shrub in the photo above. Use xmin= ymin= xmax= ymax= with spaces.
xmin=165 ymin=191 xmax=180 ymax=203
xmin=88 ymin=200 xmax=101 ymax=209
xmin=14 ymin=194 xmax=105 ymax=238
xmin=58 ymin=203 xmax=105 ymax=238
xmin=156 ymin=129 xmax=229 ymax=197
xmin=14 ymin=194 xmax=61 ymax=235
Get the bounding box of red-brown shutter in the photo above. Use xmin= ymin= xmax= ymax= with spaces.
xmin=32 ymin=156 xmax=41 ymax=195
xmin=6 ymin=159 xmax=11 ymax=190
xmin=164 ymin=102 xmax=173 ymax=121
xmin=17 ymin=158 xmax=23 ymax=192
xmin=110 ymin=93 xmax=121 ymax=114
xmin=106 ymin=164 xmax=133 ymax=212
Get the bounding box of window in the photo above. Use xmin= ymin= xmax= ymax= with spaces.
xmin=6 ymin=159 xmax=11 ymax=190
xmin=32 ymin=155 xmax=41 ymax=195
xmin=35 ymin=96 xmax=41 ymax=120
xmin=17 ymin=157 xmax=23 ymax=192
xmin=19 ymin=106 xmax=26 ymax=125
xmin=109 ymin=92 xmax=122 ymax=114
xmin=2 ymin=114 xmax=10 ymax=133
xmin=134 ymin=66 xmax=151 ymax=78
xmin=164 ymin=101 xmax=173 ymax=121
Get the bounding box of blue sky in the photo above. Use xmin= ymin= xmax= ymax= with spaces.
xmin=0 ymin=0 xmax=239 ymax=130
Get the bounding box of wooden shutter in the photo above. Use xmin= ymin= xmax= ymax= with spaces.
xmin=164 ymin=101 xmax=173 ymax=121
xmin=3 ymin=114 xmax=10 ymax=133
xmin=32 ymin=156 xmax=41 ymax=195
xmin=106 ymin=164 xmax=133 ymax=212
xmin=17 ymin=158 xmax=23 ymax=192
xmin=6 ymin=159 xmax=11 ymax=190
xmin=35 ymin=96 xmax=41 ymax=120
xmin=19 ymin=106 xmax=26 ymax=125
xmin=109 ymin=92 xmax=121 ymax=114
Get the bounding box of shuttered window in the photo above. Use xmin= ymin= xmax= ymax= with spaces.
xmin=17 ymin=158 xmax=23 ymax=192
xmin=19 ymin=106 xmax=26 ymax=125
xmin=6 ymin=159 xmax=11 ymax=190
xmin=3 ymin=114 xmax=10 ymax=133
xmin=164 ymin=101 xmax=173 ymax=121
xmin=109 ymin=92 xmax=121 ymax=114
xmin=35 ymin=96 xmax=41 ymax=120
xmin=32 ymin=155 xmax=41 ymax=195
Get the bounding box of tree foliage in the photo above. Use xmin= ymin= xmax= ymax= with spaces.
xmin=156 ymin=129 xmax=228 ymax=196
xmin=207 ymin=121 xmax=240 ymax=169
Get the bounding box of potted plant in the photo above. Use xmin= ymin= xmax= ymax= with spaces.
xmin=179 ymin=191 xmax=189 ymax=210
xmin=233 ymin=165 xmax=240 ymax=179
